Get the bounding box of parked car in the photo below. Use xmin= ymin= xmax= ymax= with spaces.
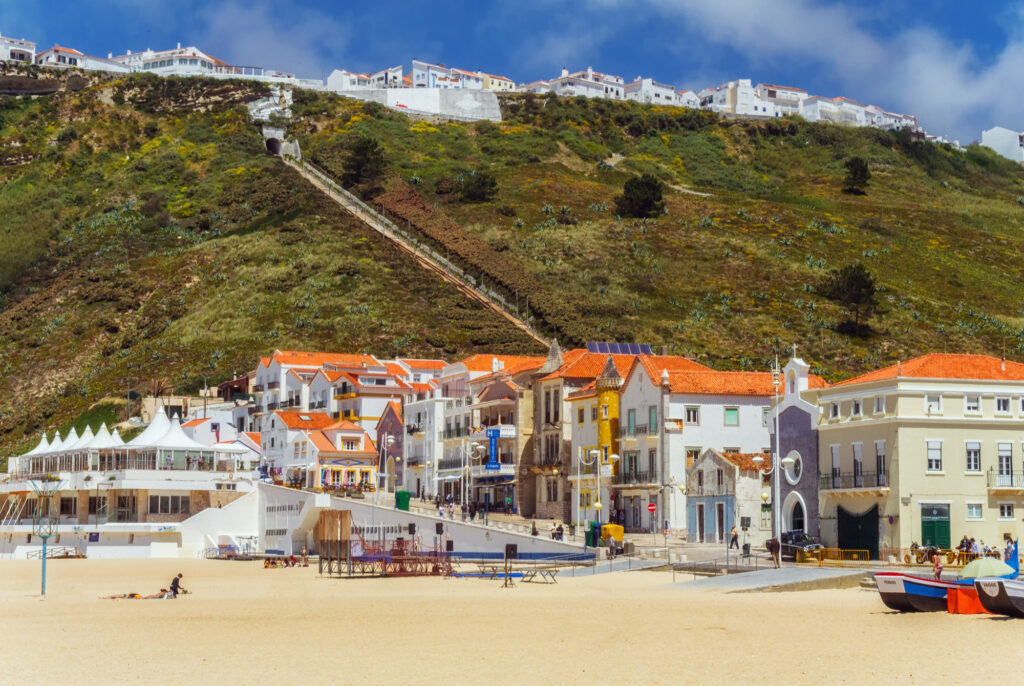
xmin=779 ymin=530 xmax=823 ymax=561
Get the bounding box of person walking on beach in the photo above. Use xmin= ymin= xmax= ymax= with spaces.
xmin=169 ymin=573 xmax=185 ymax=598
xmin=767 ymin=538 xmax=781 ymax=568
xmin=729 ymin=525 xmax=739 ymax=549
xmin=932 ymin=553 xmax=944 ymax=581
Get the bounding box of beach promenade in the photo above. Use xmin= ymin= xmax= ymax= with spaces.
xmin=2 ymin=557 xmax=1023 ymax=685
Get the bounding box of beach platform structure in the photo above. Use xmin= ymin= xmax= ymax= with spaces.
xmin=316 ymin=509 xmax=453 ymax=577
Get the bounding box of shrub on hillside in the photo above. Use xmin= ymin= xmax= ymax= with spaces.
xmin=340 ymin=136 xmax=387 ymax=198
xmin=817 ymin=262 xmax=879 ymax=335
xmin=614 ymin=173 xmax=665 ymax=218
xmin=460 ymin=171 xmax=498 ymax=203
xmin=843 ymin=156 xmax=871 ymax=195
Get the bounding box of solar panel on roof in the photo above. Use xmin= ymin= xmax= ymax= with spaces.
xmin=586 ymin=342 xmax=653 ymax=355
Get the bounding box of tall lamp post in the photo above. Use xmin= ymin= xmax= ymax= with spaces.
xmin=577 ymin=449 xmax=619 ymax=532
xmin=752 ymin=452 xmax=796 ymax=562
xmin=462 ymin=442 xmax=482 ymax=506
xmin=31 ymin=477 xmax=62 ymax=597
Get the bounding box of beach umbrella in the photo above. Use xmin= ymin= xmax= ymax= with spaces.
xmin=959 ymin=557 xmax=1014 ymax=579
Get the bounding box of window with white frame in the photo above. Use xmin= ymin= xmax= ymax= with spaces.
xmin=874 ymin=395 xmax=885 ymax=414
xmin=996 ymin=396 xmax=1011 ymax=414
xmin=852 ymin=399 xmax=862 ymax=416
xmin=966 ymin=503 xmax=983 ymax=520
xmin=965 ymin=441 xmax=981 ymax=472
xmin=925 ymin=394 xmax=942 ymax=414
xmin=830 ymin=402 xmax=839 ymax=419
xmin=724 ymin=407 xmax=739 ymax=427
xmin=926 ymin=440 xmax=942 ymax=472
xmin=965 ymin=395 xmax=980 ymax=414
xmin=1000 ymin=504 xmax=1014 ymax=520
xmin=685 ymin=406 xmax=699 ymax=424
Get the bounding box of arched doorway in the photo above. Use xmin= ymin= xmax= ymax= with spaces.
xmin=782 ymin=491 xmax=807 ymax=533
xmin=265 ymin=138 xmax=282 ymax=155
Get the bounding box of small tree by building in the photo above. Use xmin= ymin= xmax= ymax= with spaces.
xmin=460 ymin=170 xmax=498 ymax=202
xmin=817 ymin=262 xmax=879 ymax=335
xmin=843 ymin=156 xmax=871 ymax=195
xmin=614 ymin=173 xmax=665 ymax=218
xmin=341 ymin=136 xmax=386 ymax=197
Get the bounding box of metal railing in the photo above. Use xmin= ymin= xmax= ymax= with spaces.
xmin=618 ymin=424 xmax=650 ymax=438
xmin=671 ymin=552 xmax=772 ymax=581
xmin=439 ymin=428 xmax=469 ymax=440
xmin=799 ymin=548 xmax=871 ymax=567
xmin=617 ymin=470 xmax=654 ymax=485
xmin=288 ymin=158 xmax=546 ymax=345
xmin=267 ymin=381 xmax=280 ymax=390
xmin=819 ymin=470 xmax=889 ymax=490
xmin=686 ymin=483 xmax=734 ymax=496
xmin=987 ymin=470 xmax=1024 ymax=489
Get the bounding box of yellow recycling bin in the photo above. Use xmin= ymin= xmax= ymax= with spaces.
xmin=602 ymin=524 xmax=624 ymax=543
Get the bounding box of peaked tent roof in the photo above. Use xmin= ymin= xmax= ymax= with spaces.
xmin=145 ymin=417 xmax=211 ymax=451
xmin=24 ymin=433 xmax=50 ymax=457
xmin=85 ymin=423 xmax=120 ymax=450
xmin=110 ymin=428 xmax=125 ymax=446
xmin=67 ymin=425 xmax=95 ymax=451
xmin=127 ymin=407 xmax=171 ymax=447
xmin=55 ymin=428 xmax=78 ymax=452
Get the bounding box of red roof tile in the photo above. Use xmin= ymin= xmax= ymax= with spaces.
xmin=833 ymin=353 xmax=1024 ymax=386
xmin=399 ymin=359 xmax=448 ymax=370
xmin=457 ymin=354 xmax=547 ymax=373
xmin=274 ymin=411 xmax=336 ymax=430
xmin=720 ymin=452 xmax=771 ymax=471
xmin=181 ymin=418 xmax=211 ymax=428
xmin=270 ymin=350 xmax=378 ymax=368
xmin=665 ymin=370 xmax=776 ymax=396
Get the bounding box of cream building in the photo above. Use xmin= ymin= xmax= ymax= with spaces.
xmin=809 ymin=353 xmax=1024 ymax=557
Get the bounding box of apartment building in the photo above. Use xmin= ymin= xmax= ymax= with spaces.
xmin=0 ymin=32 xmax=35 ymax=63
xmin=35 ymin=45 xmax=130 ymax=73
xmin=327 ymin=69 xmax=371 ymax=91
xmin=624 ymin=77 xmax=676 ymax=105
xmin=481 ymin=73 xmax=515 ymax=92
xmin=810 ymin=354 xmax=1024 ymax=558
xmin=520 ymin=66 xmax=625 ymax=99
xmin=981 ymin=126 xmax=1024 ymax=164
xmin=752 ymin=83 xmax=806 ymax=117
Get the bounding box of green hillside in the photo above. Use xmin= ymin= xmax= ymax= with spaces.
xmin=2 ymin=76 xmax=1024 ymax=456
xmin=0 ymin=75 xmax=541 ymax=454
xmin=293 ymin=91 xmax=1024 ymax=373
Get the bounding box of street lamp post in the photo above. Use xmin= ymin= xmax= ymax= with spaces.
xmin=577 ymin=449 xmax=619 ymax=538
xmin=752 ymin=451 xmax=795 ymax=566
xmin=462 ymin=442 xmax=481 ymax=506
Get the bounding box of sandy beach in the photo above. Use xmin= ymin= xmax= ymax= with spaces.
xmin=1 ymin=558 xmax=1022 ymax=685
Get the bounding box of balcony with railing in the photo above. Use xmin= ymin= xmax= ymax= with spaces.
xmin=616 ymin=469 xmax=656 ymax=486
xmin=819 ymin=470 xmax=890 ymax=492
xmin=437 ymin=457 xmax=465 ymax=472
xmin=405 ymin=454 xmax=424 ymax=467
xmin=439 ymin=427 xmax=469 ymax=441
xmin=471 ymin=462 xmax=516 ymax=479
xmin=618 ymin=424 xmax=651 ymax=439
xmin=987 ymin=470 xmax=1024 ymax=491
xmin=687 ymin=483 xmax=735 ymax=497
xmin=267 ymin=401 xmax=280 ymax=412
xmin=252 ymin=384 xmax=265 ymax=393
xmin=310 ymin=400 xmax=326 ymax=409
xmin=267 ymin=381 xmax=280 ymax=390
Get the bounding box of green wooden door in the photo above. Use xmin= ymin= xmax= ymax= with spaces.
xmin=920 ymin=504 xmax=950 ymax=548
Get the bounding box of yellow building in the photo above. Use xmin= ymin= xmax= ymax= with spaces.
xmin=807 ymin=354 xmax=1024 ymax=557
xmin=567 ymin=356 xmax=621 ymax=526
xmin=481 ymin=73 xmax=516 ymax=93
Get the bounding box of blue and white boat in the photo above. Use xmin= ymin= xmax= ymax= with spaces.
xmin=875 ymin=541 xmax=1019 ymax=613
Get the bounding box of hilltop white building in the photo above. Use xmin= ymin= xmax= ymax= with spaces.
xmin=520 ymin=67 xmax=625 ymax=99
xmin=0 ymin=32 xmax=35 ymax=64
xmin=624 ymin=77 xmax=676 ymax=105
xmin=981 ymin=126 xmax=1024 ymax=163
xmin=35 ymin=45 xmax=129 ymax=73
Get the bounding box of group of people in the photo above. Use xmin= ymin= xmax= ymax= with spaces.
xmin=263 ymin=549 xmax=309 ymax=568
xmin=427 ymin=493 xmax=514 ymax=518
xmin=102 ymin=572 xmax=186 ymax=600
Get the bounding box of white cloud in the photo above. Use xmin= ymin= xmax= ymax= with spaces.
xmin=193 ymin=1 xmax=350 ymax=80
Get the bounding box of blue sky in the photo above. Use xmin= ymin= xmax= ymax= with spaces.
xmin=3 ymin=1 xmax=1022 ymax=141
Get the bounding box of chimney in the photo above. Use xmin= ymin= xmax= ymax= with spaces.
xmin=561 ymin=67 xmax=568 ymax=78
xmin=1002 ymin=358 xmax=1006 ymax=371
xmin=177 ymin=42 xmax=181 ymax=50
xmin=108 ymin=52 xmax=113 ymax=59
xmin=587 ymin=66 xmax=594 ymax=80
xmin=661 ymin=345 xmax=668 ymax=356
xmin=660 ymin=369 xmax=669 ymax=386
xmin=126 ymin=49 xmax=132 ymax=55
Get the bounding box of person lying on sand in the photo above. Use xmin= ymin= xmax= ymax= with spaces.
xmin=102 ymin=589 xmax=172 ymax=600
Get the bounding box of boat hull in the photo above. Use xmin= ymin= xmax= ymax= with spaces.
xmin=874 ymin=573 xmax=962 ymax=612
xmin=974 ymin=578 xmax=1024 ymax=618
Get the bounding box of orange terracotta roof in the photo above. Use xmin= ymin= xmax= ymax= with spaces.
xmin=458 ymin=354 xmax=547 ymax=373
xmin=274 ymin=411 xmax=336 ymax=430
xmin=632 ymin=354 xmax=711 ymax=386
xmin=328 ymin=420 xmax=365 ymax=432
xmin=270 ymin=350 xmax=378 ymax=368
xmin=567 ymin=381 xmax=598 ymax=400
xmin=758 ymin=83 xmax=807 ymax=92
xmin=540 ymin=352 xmax=636 ymax=381
xmin=46 ymin=45 xmax=85 ymax=56
xmin=308 ymin=431 xmax=336 ymax=454
xmin=720 ymin=452 xmax=771 ymax=471
xmin=664 ymin=370 xmax=776 ymax=396
xmin=244 ymin=432 xmax=261 ymax=446
xmin=399 ymin=359 xmax=448 ymax=370
xmin=384 ymin=362 xmax=409 ymax=377
xmin=181 ymin=418 xmax=211 ymax=428
xmin=384 ymin=401 xmax=403 ymax=421
xmin=833 ymin=353 xmax=1024 ymax=386
xmin=410 ymin=382 xmax=436 ymax=393
xmin=258 ymin=356 xmax=271 ymax=369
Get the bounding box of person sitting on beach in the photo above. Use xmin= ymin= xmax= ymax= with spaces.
xmin=103 ymin=590 xmax=170 ymax=600
xmin=169 ymin=573 xmax=185 ymax=598
xmin=289 ymin=555 xmax=298 ymax=567
xmin=932 ymin=553 xmax=944 ymax=581
xmin=264 ymin=559 xmax=272 ymax=568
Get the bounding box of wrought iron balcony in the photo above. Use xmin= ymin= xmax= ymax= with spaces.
xmin=617 ymin=469 xmax=655 ymax=485
xmin=987 ymin=470 xmax=1024 ymax=491
xmin=819 ymin=470 xmax=889 ymax=490
xmin=618 ymin=424 xmax=650 ymax=438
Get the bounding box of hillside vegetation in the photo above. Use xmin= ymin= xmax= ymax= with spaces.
xmin=3 ymin=78 xmax=1024 ymax=456
xmin=292 ymin=91 xmax=1024 ymax=374
xmin=0 ymin=76 xmax=541 ymax=455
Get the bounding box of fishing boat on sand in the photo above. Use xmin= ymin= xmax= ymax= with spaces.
xmin=875 ymin=541 xmax=1018 ymax=613
xmin=974 ymin=577 xmax=1024 ymax=618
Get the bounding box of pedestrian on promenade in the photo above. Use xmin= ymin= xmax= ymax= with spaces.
xmin=932 ymin=553 xmax=944 ymax=581
xmin=729 ymin=525 xmax=739 ymax=549
xmin=461 ymin=502 xmax=468 ymax=521
xmin=767 ymin=538 xmax=781 ymax=568
xmin=531 ymin=521 xmax=538 ymax=536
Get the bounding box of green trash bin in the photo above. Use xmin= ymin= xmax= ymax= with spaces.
xmin=395 ymin=490 xmax=411 ymax=511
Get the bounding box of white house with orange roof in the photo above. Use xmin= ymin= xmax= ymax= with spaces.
xmin=370 ymin=65 xmax=404 ymax=88
xmin=614 ymin=359 xmax=777 ymax=533
xmin=675 ymin=90 xmax=699 ymax=108
xmin=1 ymin=32 xmax=35 ymax=63
xmin=800 ymin=353 xmax=1024 ymax=559
xmin=35 ymin=45 xmax=130 ymax=72
xmin=403 ymin=380 xmax=444 ymax=499
xmin=863 ymin=106 xmax=918 ymax=131
xmin=181 ymin=412 xmax=238 ymax=446
xmin=520 ymin=66 xmax=624 ymax=99
xmin=259 ymin=410 xmax=338 ymax=481
xmin=304 ymin=422 xmax=378 ymax=490
xmin=481 ymin=73 xmax=515 ymax=92
xmin=412 ymin=59 xmax=464 ymax=89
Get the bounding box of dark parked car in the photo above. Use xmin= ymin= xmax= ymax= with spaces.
xmin=779 ymin=531 xmax=823 ymax=561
